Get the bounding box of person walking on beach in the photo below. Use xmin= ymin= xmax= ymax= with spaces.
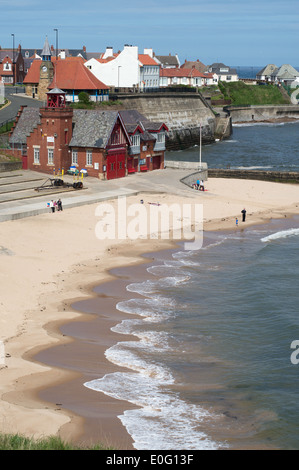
xmin=241 ymin=208 xmax=246 ymax=222
xmin=236 ymin=217 xmax=238 ymax=226
xmin=57 ymin=199 xmax=63 ymax=211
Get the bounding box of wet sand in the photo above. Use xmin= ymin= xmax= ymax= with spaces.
xmin=2 ymin=182 xmax=299 ymax=449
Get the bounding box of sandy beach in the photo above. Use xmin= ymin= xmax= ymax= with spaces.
xmin=1 ymin=177 xmax=299 ymax=449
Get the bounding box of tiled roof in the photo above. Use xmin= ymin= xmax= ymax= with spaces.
xmin=120 ymin=109 xmax=167 ymax=135
xmin=181 ymin=60 xmax=206 ymax=74
xmin=155 ymin=55 xmax=180 ymax=67
xmin=23 ymin=59 xmax=42 ymax=83
xmin=70 ymin=109 xmax=118 ymax=148
xmin=138 ymin=54 xmax=159 ymax=66
xmin=24 ymin=57 xmax=109 ymax=90
xmin=256 ymin=64 xmax=277 ymax=77
xmin=160 ymin=67 xmax=205 ymax=78
xmin=49 ymin=58 xmax=109 ymax=90
xmin=9 ymin=107 xmax=41 ymax=144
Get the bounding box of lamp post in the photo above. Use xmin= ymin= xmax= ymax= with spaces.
xmin=11 ymin=33 xmax=15 ymax=85
xmin=54 ymin=28 xmax=58 ymax=60
xmin=199 ymin=122 xmax=202 ymax=169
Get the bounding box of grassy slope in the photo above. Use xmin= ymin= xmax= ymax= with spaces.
xmin=218 ymin=81 xmax=290 ymax=106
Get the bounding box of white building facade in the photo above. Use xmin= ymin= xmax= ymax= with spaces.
xmin=84 ymin=45 xmax=160 ymax=90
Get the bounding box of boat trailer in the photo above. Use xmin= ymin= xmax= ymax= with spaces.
xmin=35 ymin=177 xmax=83 ymax=192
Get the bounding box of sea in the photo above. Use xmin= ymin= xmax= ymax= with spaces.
xmin=82 ymin=105 xmax=299 ymax=449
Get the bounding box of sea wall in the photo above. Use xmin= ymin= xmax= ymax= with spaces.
xmin=224 ymin=105 xmax=299 ymax=123
xmin=208 ymin=168 xmax=299 ymax=184
xmin=112 ymin=92 xmax=230 ymax=150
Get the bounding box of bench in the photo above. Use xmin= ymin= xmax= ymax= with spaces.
xmin=140 ymin=165 xmax=148 ymax=172
xmin=128 ymin=167 xmax=137 ymax=174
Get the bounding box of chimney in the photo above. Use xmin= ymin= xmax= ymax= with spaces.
xmin=83 ymin=45 xmax=86 ymax=52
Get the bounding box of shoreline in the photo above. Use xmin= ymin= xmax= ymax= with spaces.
xmin=1 ymin=179 xmax=299 ymax=449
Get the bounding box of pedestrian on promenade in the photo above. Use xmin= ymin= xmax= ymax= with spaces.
xmin=241 ymin=208 xmax=246 ymax=222
xmin=50 ymin=200 xmax=55 ymax=213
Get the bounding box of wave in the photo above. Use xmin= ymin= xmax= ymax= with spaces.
xmin=233 ymin=122 xmax=287 ymax=128
xmin=233 ymin=165 xmax=273 ymax=170
xmin=261 ymin=228 xmax=299 ymax=243
xmin=84 ymin=370 xmax=223 ymax=450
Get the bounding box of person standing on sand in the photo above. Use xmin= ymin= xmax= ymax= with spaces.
xmin=241 ymin=208 xmax=246 ymax=222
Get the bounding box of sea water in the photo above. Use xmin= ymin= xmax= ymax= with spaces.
xmin=85 ymin=218 xmax=299 ymax=450
xmin=84 ymin=121 xmax=299 ymax=449
xmin=165 ymin=120 xmax=299 ymax=172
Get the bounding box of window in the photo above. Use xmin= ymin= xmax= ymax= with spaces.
xmin=48 ymin=148 xmax=54 ymax=165
xmin=86 ymin=149 xmax=92 ymax=166
xmin=34 ymin=148 xmax=40 ymax=164
xmin=72 ymin=149 xmax=78 ymax=165
xmin=157 ymin=132 xmax=165 ymax=143
xmin=131 ymin=134 xmax=140 ymax=147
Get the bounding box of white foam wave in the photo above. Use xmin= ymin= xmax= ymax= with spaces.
xmin=233 ymin=122 xmax=286 ymax=127
xmin=116 ymin=296 xmax=176 ymax=321
xmin=234 ymin=165 xmax=273 ymax=170
xmin=84 ymin=371 xmax=223 ymax=450
xmin=126 ymin=275 xmax=190 ymax=296
xmin=261 ymin=228 xmax=299 ymax=243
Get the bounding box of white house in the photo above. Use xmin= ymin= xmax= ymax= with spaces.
xmin=207 ymin=63 xmax=238 ymax=82
xmin=160 ymin=67 xmax=218 ymax=88
xmin=84 ymin=45 xmax=160 ymax=90
xmin=85 ymin=45 xmax=140 ymax=88
xmin=271 ymin=64 xmax=299 ymax=86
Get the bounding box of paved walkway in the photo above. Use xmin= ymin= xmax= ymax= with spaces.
xmin=0 ymin=168 xmax=198 ymax=222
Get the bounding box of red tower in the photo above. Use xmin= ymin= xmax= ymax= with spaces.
xmin=46 ymin=88 xmax=66 ymax=108
xmin=26 ymin=88 xmax=73 ymax=174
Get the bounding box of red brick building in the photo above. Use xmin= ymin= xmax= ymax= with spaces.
xmin=9 ymin=90 xmax=168 ymax=180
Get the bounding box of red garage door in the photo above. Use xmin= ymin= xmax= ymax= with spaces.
xmin=152 ymin=155 xmax=161 ymax=170
xmin=107 ymin=153 xmax=126 ymax=180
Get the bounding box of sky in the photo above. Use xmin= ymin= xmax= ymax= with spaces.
xmin=1 ymin=0 xmax=298 ymax=67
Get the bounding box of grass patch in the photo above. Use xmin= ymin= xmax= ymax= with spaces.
xmin=0 ymin=433 xmax=113 ymax=450
xmin=0 ymin=121 xmax=14 ymax=134
xmin=218 ymin=81 xmax=290 ymax=106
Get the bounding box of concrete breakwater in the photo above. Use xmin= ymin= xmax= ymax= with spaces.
xmin=224 ymin=105 xmax=299 ymax=123
xmin=112 ymin=92 xmax=231 ymax=150
xmin=208 ymin=168 xmax=299 ymax=184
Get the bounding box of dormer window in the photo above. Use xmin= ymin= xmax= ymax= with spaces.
xmin=131 ymin=134 xmax=140 ymax=147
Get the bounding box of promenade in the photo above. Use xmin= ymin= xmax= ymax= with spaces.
xmin=0 ymin=168 xmax=196 ymax=222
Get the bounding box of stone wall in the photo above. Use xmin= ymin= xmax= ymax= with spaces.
xmin=0 ymin=161 xmax=22 ymax=172
xmin=208 ymin=168 xmax=299 ymax=183
xmin=225 ymin=105 xmax=299 ymax=123
xmin=113 ymin=92 xmax=223 ymax=150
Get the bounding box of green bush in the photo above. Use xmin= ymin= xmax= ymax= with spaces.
xmin=78 ymin=91 xmax=90 ymax=104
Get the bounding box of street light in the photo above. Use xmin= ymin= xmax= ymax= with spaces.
xmin=11 ymin=33 xmax=15 ymax=85
xmin=54 ymin=28 xmax=58 ymax=60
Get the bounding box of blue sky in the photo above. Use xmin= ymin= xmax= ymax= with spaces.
xmin=1 ymin=0 xmax=298 ymax=66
